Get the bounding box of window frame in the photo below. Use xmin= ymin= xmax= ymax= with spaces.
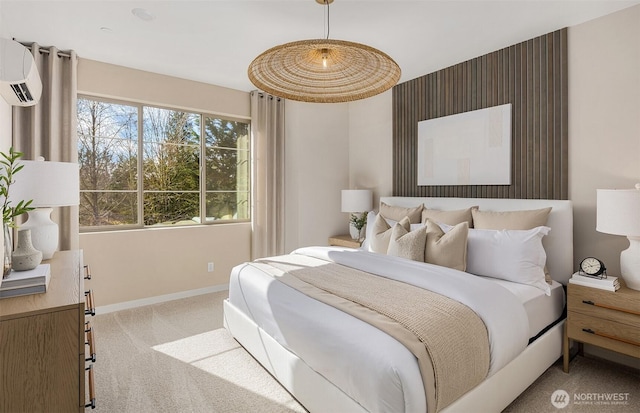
xmin=78 ymin=94 xmax=251 ymax=233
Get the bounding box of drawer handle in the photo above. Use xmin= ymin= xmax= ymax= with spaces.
xmin=85 ymin=321 xmax=96 ymax=363
xmin=581 ymin=300 xmax=640 ymax=316
xmin=85 ymin=290 xmax=96 ymax=316
xmin=85 ymin=364 xmax=96 ymax=409
xmin=84 ymin=265 xmax=92 ymax=280
xmin=582 ymin=328 xmax=640 ymax=347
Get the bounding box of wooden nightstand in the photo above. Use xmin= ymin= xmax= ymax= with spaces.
xmin=563 ymin=279 xmax=640 ymax=373
xmin=328 ymin=234 xmax=362 ymax=248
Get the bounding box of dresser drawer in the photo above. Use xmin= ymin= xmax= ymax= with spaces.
xmin=567 ymin=311 xmax=640 ymax=358
xmin=567 ymin=283 xmax=639 ymax=327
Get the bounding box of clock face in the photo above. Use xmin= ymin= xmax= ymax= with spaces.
xmin=581 ymin=257 xmax=603 ymax=275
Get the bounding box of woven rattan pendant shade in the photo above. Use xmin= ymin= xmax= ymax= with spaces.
xmin=247 ymin=2 xmax=401 ymax=103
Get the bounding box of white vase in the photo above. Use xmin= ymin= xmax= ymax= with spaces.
xmin=349 ymin=223 xmax=366 ymax=241
xmin=11 ymin=229 xmax=43 ymax=271
xmin=349 ymin=224 xmax=359 ymax=240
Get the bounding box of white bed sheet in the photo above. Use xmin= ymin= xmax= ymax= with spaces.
xmin=229 ymin=257 xmax=426 ymax=412
xmin=229 ymin=247 xmax=536 ymax=413
xmin=480 ymin=277 xmax=565 ymax=339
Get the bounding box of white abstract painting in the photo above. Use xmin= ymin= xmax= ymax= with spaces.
xmin=417 ymin=104 xmax=512 ymax=186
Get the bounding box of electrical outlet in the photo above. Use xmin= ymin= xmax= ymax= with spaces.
xmin=207 ymin=262 xmax=215 ymax=272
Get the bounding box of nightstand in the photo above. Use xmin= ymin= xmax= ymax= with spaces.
xmin=563 ymin=279 xmax=640 ymax=373
xmin=328 ymin=234 xmax=362 ymax=248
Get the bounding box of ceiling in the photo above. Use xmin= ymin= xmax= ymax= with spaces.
xmin=1 ymin=0 xmax=639 ymax=94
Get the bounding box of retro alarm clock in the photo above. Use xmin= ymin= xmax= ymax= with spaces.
xmin=579 ymin=257 xmax=607 ymax=277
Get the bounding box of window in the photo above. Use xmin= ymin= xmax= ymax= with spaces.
xmin=77 ymin=96 xmax=250 ymax=230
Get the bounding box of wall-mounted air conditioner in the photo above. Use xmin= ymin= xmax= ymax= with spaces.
xmin=0 ymin=38 xmax=42 ymax=106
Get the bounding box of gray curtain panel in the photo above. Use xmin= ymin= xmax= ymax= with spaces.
xmin=250 ymin=90 xmax=285 ymax=260
xmin=12 ymin=43 xmax=79 ymax=252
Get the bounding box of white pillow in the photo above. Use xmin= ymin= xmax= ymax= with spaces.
xmin=361 ymin=211 xmax=377 ymax=251
xmin=441 ymin=223 xmax=551 ymax=295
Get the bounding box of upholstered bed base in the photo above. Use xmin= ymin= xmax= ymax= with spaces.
xmin=224 ymin=197 xmax=572 ymax=412
xmin=224 ymin=298 xmax=564 ymax=413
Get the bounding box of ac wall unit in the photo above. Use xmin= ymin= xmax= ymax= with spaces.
xmin=0 ymin=38 xmax=42 ymax=106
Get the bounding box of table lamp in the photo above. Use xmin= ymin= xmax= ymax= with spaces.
xmin=341 ymin=189 xmax=372 ymax=240
xmin=596 ymin=184 xmax=640 ymax=291
xmin=9 ymin=158 xmax=79 ymax=259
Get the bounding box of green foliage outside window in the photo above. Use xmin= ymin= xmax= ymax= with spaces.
xmin=77 ymin=97 xmax=250 ymax=229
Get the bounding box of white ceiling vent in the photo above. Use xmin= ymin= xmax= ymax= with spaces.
xmin=0 ymin=38 xmax=42 ymax=106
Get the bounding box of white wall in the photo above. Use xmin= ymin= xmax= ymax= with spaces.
xmin=284 ymin=100 xmax=350 ymax=252
xmin=78 ymin=59 xmax=252 ymax=307
xmin=348 ymin=90 xmax=394 ymax=207
xmin=568 ymin=4 xmax=640 ymax=276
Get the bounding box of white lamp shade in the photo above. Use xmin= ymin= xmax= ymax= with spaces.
xmin=8 ymin=159 xmax=80 ymax=207
xmin=341 ymin=189 xmax=372 ymax=213
xmin=596 ymin=188 xmax=640 ymax=237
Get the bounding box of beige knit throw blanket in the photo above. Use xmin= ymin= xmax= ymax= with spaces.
xmin=253 ymin=257 xmax=490 ymax=412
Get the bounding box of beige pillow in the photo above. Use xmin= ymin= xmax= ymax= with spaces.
xmin=370 ymin=214 xmax=410 ymax=254
xmin=422 ymin=206 xmax=477 ymax=227
xmin=425 ymin=220 xmax=468 ymax=271
xmin=471 ymin=207 xmax=552 ymax=230
xmin=380 ymin=202 xmax=423 ymax=224
xmin=387 ymin=224 xmax=427 ymax=262
xmin=471 ymin=207 xmax=553 ymax=283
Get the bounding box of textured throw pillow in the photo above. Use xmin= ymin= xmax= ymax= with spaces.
xmin=424 ymin=220 xmax=468 ymax=271
xmin=422 ymin=206 xmax=477 ymax=227
xmin=387 ymin=223 xmax=427 ymax=262
xmin=370 ymin=214 xmax=410 ymax=254
xmin=460 ymin=225 xmax=552 ymax=295
xmin=471 ymin=207 xmax=553 ymax=284
xmin=379 ymin=202 xmax=423 ymax=224
xmin=471 ymin=207 xmax=552 ymax=230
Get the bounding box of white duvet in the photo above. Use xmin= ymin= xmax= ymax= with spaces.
xmin=228 ymin=246 xmax=530 ymax=413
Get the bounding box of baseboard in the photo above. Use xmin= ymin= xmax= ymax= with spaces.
xmin=583 ymin=344 xmax=640 ymax=372
xmin=96 ymin=284 xmax=229 ymax=315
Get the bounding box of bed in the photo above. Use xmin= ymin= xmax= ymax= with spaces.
xmin=224 ymin=197 xmax=573 ymax=413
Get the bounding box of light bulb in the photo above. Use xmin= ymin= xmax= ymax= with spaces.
xmin=321 ymin=48 xmax=328 ymax=68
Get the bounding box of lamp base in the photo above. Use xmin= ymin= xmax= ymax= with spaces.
xmin=349 ymin=223 xmax=360 ymax=240
xmin=20 ymin=208 xmax=58 ymax=260
xmin=620 ymin=236 xmax=640 ymax=291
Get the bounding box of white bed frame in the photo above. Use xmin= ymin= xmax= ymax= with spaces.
xmin=224 ymin=197 xmax=573 ymax=413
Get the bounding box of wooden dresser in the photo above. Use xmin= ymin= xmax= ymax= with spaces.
xmin=0 ymin=250 xmax=96 ymax=412
xmin=563 ymin=279 xmax=640 ymax=372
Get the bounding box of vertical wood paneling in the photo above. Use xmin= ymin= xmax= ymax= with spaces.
xmin=392 ymin=28 xmax=568 ymax=200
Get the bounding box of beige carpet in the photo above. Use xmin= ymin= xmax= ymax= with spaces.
xmin=91 ymin=291 xmax=639 ymax=413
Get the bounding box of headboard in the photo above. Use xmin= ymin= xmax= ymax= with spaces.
xmin=380 ymin=197 xmax=574 ymax=285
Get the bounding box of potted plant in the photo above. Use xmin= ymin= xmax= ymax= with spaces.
xmin=1 ymin=147 xmax=34 ymax=277
xmin=349 ymin=212 xmax=368 ymax=241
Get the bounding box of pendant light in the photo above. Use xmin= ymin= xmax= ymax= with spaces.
xmin=247 ymin=0 xmax=401 ymax=103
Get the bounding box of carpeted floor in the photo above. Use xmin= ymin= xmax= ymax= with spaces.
xmin=91 ymin=291 xmax=639 ymax=413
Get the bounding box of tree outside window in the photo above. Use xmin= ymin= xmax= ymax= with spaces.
xmin=77 ymin=96 xmax=250 ymax=230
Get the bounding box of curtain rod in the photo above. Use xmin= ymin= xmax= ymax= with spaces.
xmin=16 ymin=39 xmax=73 ymax=58
xmin=38 ymin=48 xmax=72 ymax=59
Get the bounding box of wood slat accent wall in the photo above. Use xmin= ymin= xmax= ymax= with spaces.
xmin=392 ymin=28 xmax=568 ymax=199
